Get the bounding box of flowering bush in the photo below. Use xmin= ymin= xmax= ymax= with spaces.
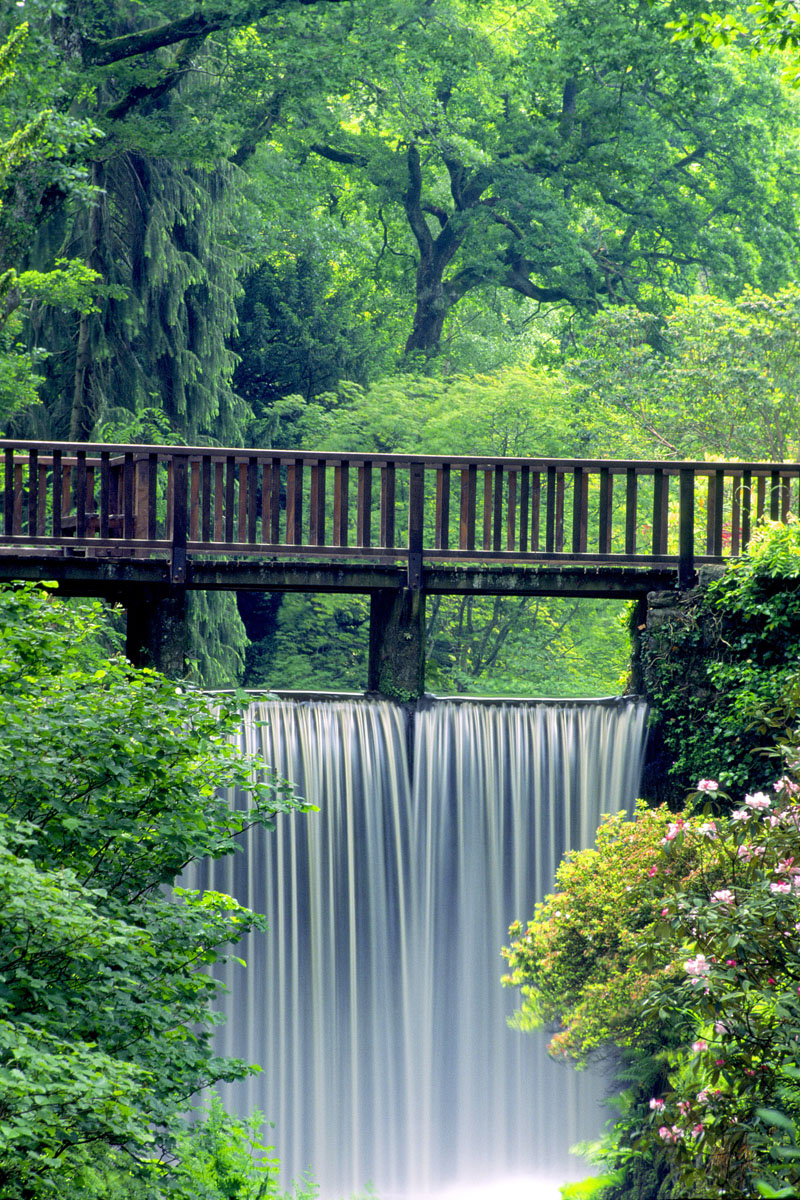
xmin=504 ymin=750 xmax=800 ymax=1198
xmin=635 ymin=768 xmax=800 ymax=1198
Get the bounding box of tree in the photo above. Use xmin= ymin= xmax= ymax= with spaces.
xmin=0 ymin=23 xmax=101 ymax=428
xmin=0 ymin=582 xmax=308 ymax=1197
xmin=256 ymin=0 xmax=800 ymax=358
xmin=568 ymin=288 xmax=800 ymax=460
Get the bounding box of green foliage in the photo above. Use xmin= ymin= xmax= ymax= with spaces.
xmin=502 ymin=803 xmax=702 ymax=1062
xmin=0 ymin=582 xmax=308 ymax=1197
xmin=0 ymin=24 xmax=101 ymax=426
xmin=568 ymin=289 xmax=800 ymax=460
xmin=642 ymin=521 xmax=800 ymax=800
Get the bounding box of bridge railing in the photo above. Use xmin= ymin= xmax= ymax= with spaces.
xmin=1 ymin=440 xmax=798 ymax=585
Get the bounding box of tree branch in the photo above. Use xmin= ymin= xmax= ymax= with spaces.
xmin=82 ymin=0 xmax=349 ymax=67
xmin=310 ymin=143 xmax=368 ymax=167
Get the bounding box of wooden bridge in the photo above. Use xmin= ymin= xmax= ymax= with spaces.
xmin=1 ymin=439 xmax=796 ymax=691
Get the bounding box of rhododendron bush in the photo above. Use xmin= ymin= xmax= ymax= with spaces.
xmin=503 ymin=759 xmax=800 ymax=1199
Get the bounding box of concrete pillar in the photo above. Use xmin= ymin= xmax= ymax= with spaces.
xmin=125 ymin=586 xmax=188 ymax=677
xmin=368 ymin=587 xmax=425 ymax=700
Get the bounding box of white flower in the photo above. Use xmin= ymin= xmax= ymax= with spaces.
xmin=745 ymin=792 xmax=771 ymax=810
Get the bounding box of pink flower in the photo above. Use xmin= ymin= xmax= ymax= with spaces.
xmin=678 ymin=1099 xmax=690 ymax=1113
xmin=697 ymin=779 xmax=719 ymax=792
xmin=774 ymin=776 xmax=800 ymax=794
xmin=661 ymin=907 xmax=670 ymax=917
xmin=692 ymin=1123 xmax=705 ymax=1137
xmin=697 ymin=821 xmax=717 ymax=838
xmin=771 ymin=881 xmax=792 ymax=894
xmin=714 ymin=1021 xmax=728 ymax=1034
xmin=647 ymin=865 xmax=658 ymax=878
xmin=711 ymin=889 xmax=735 ymax=905
xmin=732 ymin=809 xmax=750 ymax=822
xmin=697 ymin=1089 xmax=711 ymax=1104
xmin=691 ymin=1039 xmax=708 ymax=1053
xmin=664 ymin=820 xmax=685 ymax=841
xmin=649 ymin=1098 xmax=665 ymax=1110
xmin=715 ymin=1058 xmax=725 ymax=1066
xmin=745 ymin=791 xmax=771 ymax=810
xmin=658 ymin=1125 xmax=673 ymax=1141
xmin=685 ymin=954 xmax=711 ymax=977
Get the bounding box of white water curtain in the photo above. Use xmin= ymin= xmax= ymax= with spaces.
xmin=194 ymin=698 xmax=648 ymax=1197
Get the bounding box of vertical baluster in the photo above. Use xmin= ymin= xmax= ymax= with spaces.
xmin=123 ymin=453 xmax=134 ymax=541
xmin=3 ymin=448 xmax=13 ymax=535
xmin=770 ymin=469 xmax=780 ymax=521
xmin=312 ymin=459 xmax=327 ymax=546
xmin=714 ymin=469 xmax=724 ymax=555
xmin=742 ymin=469 xmax=752 ymax=550
xmin=13 ymin=462 xmax=23 ymax=534
xmin=555 ymin=471 xmax=565 ymax=552
xmin=530 ymin=470 xmax=540 ymax=552
xmin=506 ymin=469 xmax=517 ymax=551
xmin=171 ymin=453 xmax=188 ymax=583
xmin=238 ymin=461 xmax=248 ymax=542
xmin=572 ymin=465 xmax=588 ymax=553
xmin=27 ymin=449 xmax=38 ymax=536
xmin=333 ymin=462 xmax=349 ymax=546
xmin=625 ymin=467 xmax=637 ymax=555
xmin=86 ymin=466 xmax=95 ymax=528
xmin=52 ymin=450 xmax=62 ymax=538
xmin=482 ymin=469 xmax=492 ymax=550
xmin=214 ymin=461 xmax=224 ymax=541
xmin=75 ymin=451 xmax=87 ymax=539
xmin=147 ymin=454 xmax=158 ymax=540
xmin=37 ymin=463 xmax=47 ymax=535
xmin=190 ymin=461 xmax=200 ymax=542
xmin=225 ymin=456 xmax=236 ymax=543
xmin=731 ymin=473 xmax=741 ymax=557
xmin=202 ymin=456 xmax=212 ymax=543
xmin=679 ymin=467 xmax=695 ymax=589
xmin=459 ymin=465 xmax=476 ymax=550
xmin=270 ymin=456 xmax=281 ymax=544
xmin=757 ymin=475 xmax=766 ymax=520
xmin=248 ymin=455 xmax=258 ymax=544
xmin=165 ymin=461 xmax=173 ymax=539
xmin=435 ymin=464 xmax=451 ymax=551
xmin=599 ymin=468 xmax=612 ymax=554
xmin=545 ymin=466 xmax=556 ymax=553
xmin=100 ymin=451 xmax=110 ymax=539
xmin=357 ymin=461 xmax=372 ymax=547
xmin=408 ymin=462 xmax=424 ymax=588
xmin=288 ymin=458 xmax=303 ymax=544
xmin=134 ymin=457 xmax=148 ymax=540
xmin=652 ymin=468 xmax=666 ymax=556
xmin=492 ymin=464 xmax=503 ymax=552
xmin=37 ymin=460 xmax=47 ymax=532
xmin=266 ymin=460 xmax=275 ymax=547
xmin=781 ymin=472 xmax=791 ymax=523
xmin=706 ymin=472 xmax=717 ymax=555
xmin=62 ymin=464 xmax=72 ymax=528
xmin=519 ymin=466 xmax=529 ymax=553
xmin=381 ymin=462 xmax=395 ymax=549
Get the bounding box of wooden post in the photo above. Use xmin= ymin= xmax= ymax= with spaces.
xmin=679 ymin=467 xmax=695 ymax=589
xmin=171 ymin=454 xmax=188 ymax=584
xmin=125 ymin=586 xmax=187 ymax=677
xmin=408 ymin=462 xmax=424 ymax=590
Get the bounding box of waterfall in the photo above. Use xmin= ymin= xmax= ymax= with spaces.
xmin=198 ymin=697 xmax=648 ymax=1198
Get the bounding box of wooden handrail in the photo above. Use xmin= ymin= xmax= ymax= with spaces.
xmin=1 ymin=440 xmax=798 ymax=586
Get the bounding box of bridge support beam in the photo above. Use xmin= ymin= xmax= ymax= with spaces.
xmin=368 ymin=588 xmax=425 ymax=700
xmin=125 ymin=586 xmax=187 ymax=677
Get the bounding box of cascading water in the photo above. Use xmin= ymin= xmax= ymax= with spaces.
xmin=199 ymin=697 xmax=648 ymax=1198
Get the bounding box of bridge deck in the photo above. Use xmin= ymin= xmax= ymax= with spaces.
xmin=1 ymin=439 xmax=797 ymax=597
